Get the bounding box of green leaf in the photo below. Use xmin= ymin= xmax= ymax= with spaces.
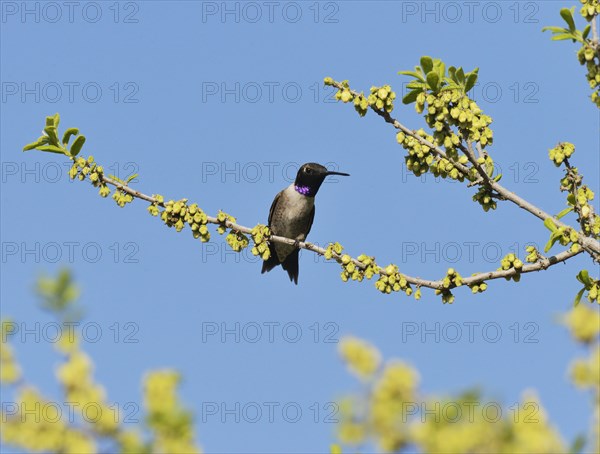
xmin=426 ymin=72 xmax=440 ymax=91
xmin=567 ymin=193 xmax=576 ymax=205
xmin=62 ymin=128 xmax=79 ymax=146
xmin=542 ymin=26 xmax=568 ymax=33
xmin=37 ymin=145 xmax=66 ymax=154
xmin=70 ymin=135 xmax=86 ymax=157
xmin=23 ymin=142 xmax=39 ymax=151
xmin=44 ymin=126 xmax=59 ymax=145
xmin=398 ymin=70 xmax=426 ymax=82
xmin=544 ymin=218 xmax=558 ymax=232
xmin=485 ymin=161 xmax=494 ymax=178
xmin=583 ymin=24 xmax=591 ymax=40
xmin=574 ymin=288 xmax=585 ymax=307
xmin=126 ymin=173 xmax=139 ymax=184
xmin=456 ymin=67 xmax=465 ymax=85
xmin=544 ymin=234 xmax=560 ymax=253
xmin=407 ymin=82 xmax=426 ymax=91
xmin=576 ymin=270 xmax=591 ymax=286
xmin=108 ymin=174 xmax=125 ymax=185
xmin=551 ymin=33 xmax=576 ymax=41
xmin=560 ymin=7 xmax=576 ymax=32
xmin=556 ymin=207 xmax=574 ymax=219
xmin=23 ymin=136 xmax=50 ymax=151
xmin=448 ymin=66 xmax=457 ymax=83
xmin=465 ymin=71 xmax=478 ymax=93
xmin=420 ymin=56 xmax=434 ymax=74
xmin=440 ymin=82 xmax=460 ymax=91
xmin=437 ymin=61 xmax=446 ymax=81
xmin=493 ymin=173 xmax=502 ymax=182
xmin=402 ymin=89 xmax=421 ymax=104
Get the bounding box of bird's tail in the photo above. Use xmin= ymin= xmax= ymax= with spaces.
xmin=261 ymin=244 xmax=299 ymax=285
xmin=281 ymin=249 xmax=299 ymax=285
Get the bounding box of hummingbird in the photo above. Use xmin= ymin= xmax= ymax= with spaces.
xmin=261 ymin=162 xmax=350 ymax=284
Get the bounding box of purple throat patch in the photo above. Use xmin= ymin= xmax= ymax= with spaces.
xmin=295 ymin=185 xmax=311 ymax=196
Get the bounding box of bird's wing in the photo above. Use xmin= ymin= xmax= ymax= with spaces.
xmin=267 ymin=190 xmax=282 ymax=227
xmin=305 ymin=205 xmax=315 ymax=237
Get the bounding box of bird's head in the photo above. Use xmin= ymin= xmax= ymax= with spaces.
xmin=294 ymin=163 xmax=349 ymax=197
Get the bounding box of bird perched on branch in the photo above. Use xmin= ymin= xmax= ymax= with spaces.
xmin=261 ymin=162 xmax=349 ymax=284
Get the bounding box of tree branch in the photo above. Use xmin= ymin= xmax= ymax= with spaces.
xmin=100 ymin=174 xmax=582 ymax=291
xmin=329 ymin=81 xmax=600 ymax=260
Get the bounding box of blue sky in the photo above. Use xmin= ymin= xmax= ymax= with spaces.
xmin=1 ymin=1 xmax=599 ymax=452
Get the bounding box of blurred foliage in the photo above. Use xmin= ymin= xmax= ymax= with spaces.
xmin=334 ymin=324 xmax=599 ymax=453
xmin=1 ymin=270 xmax=201 ymax=454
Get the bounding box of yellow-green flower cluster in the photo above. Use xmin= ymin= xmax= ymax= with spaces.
xmin=336 ymin=398 xmax=367 ymax=446
xmin=112 ymin=189 xmax=133 ymax=207
xmin=336 ymin=338 xmax=420 ymax=453
xmin=1 ymin=387 xmax=96 ymax=454
xmin=187 ymin=203 xmax=210 ymax=242
xmin=147 ymin=194 xmax=164 ymax=216
xmin=586 ymin=280 xmax=599 ymax=303
xmin=375 ymin=264 xmax=412 ymax=295
xmin=525 ymin=245 xmax=541 ymax=263
xmin=574 ymin=0 xmax=600 ymax=106
xmin=161 ymin=199 xmax=189 ymax=232
xmin=324 ymin=242 xmax=344 ymax=260
xmin=397 ymin=129 xmax=435 ymax=177
xmin=570 ymin=344 xmax=600 ymax=389
xmin=412 ymin=392 xmax=566 ymax=454
xmin=251 ymin=224 xmax=271 ymax=260
xmin=430 ymin=156 xmax=468 ymax=181
xmin=578 ymin=43 xmax=600 ymax=107
xmin=370 ymin=361 xmax=419 ymax=451
xmin=469 ymin=280 xmax=488 ymax=294
xmin=339 ymin=337 xmax=381 ymax=379
xmin=472 ymin=186 xmax=497 ymax=212
xmin=556 ymin=226 xmax=581 ymax=253
xmin=340 ymin=254 xmax=378 ymax=282
xmin=435 ymin=268 xmax=462 ymax=303
xmin=418 ymin=90 xmax=493 ymax=148
xmin=328 ymin=78 xmax=370 ymax=117
xmin=216 ymin=210 xmax=236 ymax=235
xmin=329 ymin=79 xmax=353 ymax=104
xmin=573 ymin=186 xmax=598 ymax=237
xmin=562 ymin=304 xmax=600 ymax=343
xmin=1 ymin=321 xmax=20 ymax=384
xmin=324 ymin=78 xmax=396 ymax=116
xmin=69 ymin=156 xmax=110 ymax=198
xmin=352 ymin=93 xmax=369 ymax=117
xmin=549 ymin=142 xmax=575 ymax=166
xmin=435 ymin=288 xmax=453 ymax=304
xmin=144 ymin=370 xmax=201 ymax=454
xmin=226 ymin=231 xmax=249 ymax=252
xmin=357 ymin=254 xmax=379 ymax=279
xmin=580 ymin=0 xmax=600 ymax=20
xmin=367 ymin=85 xmax=396 ymax=113
xmin=57 ymin=351 xmax=119 ymax=435
xmin=592 ymin=215 xmax=600 ymax=237
xmin=159 ymin=199 xmax=210 ymax=242
xmin=499 ymin=253 xmax=524 ymax=282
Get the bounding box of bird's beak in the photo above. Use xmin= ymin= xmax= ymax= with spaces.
xmin=325 ymin=171 xmax=350 ymax=177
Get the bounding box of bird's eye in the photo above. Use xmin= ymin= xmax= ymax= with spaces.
xmin=305 ymin=168 xmax=312 ymax=174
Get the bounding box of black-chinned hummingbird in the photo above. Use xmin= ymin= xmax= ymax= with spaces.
xmin=261 ymin=162 xmax=350 ymax=284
